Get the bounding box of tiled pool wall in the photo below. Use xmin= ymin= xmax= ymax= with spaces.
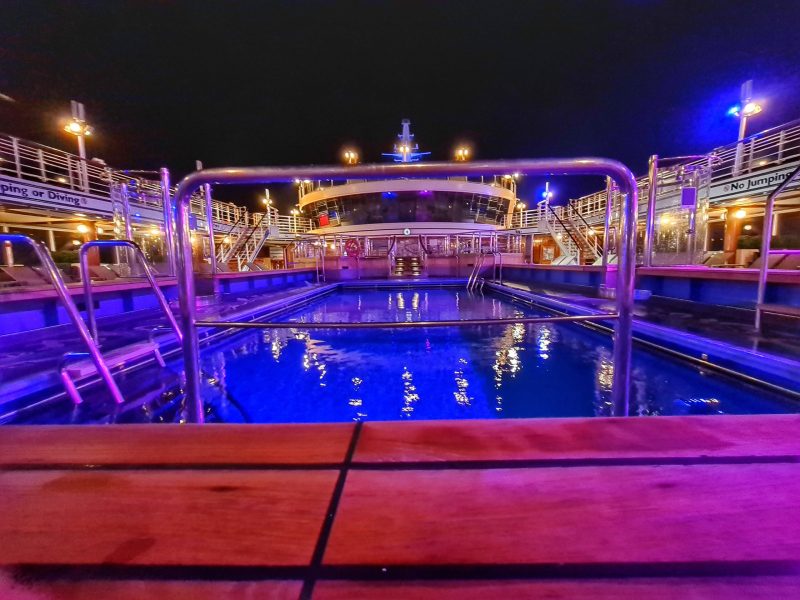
xmin=0 ymin=269 xmax=316 ymax=336
xmin=502 ymin=265 xmax=800 ymax=308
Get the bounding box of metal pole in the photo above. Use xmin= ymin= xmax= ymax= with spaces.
xmin=160 ymin=168 xmax=176 ymax=276
xmin=81 ymin=240 xmax=183 ymax=344
xmin=171 ymin=158 xmax=638 ymax=422
xmin=643 ymin=155 xmax=658 ymax=267
xmin=197 ymin=161 xmax=217 ymax=275
xmin=755 ymin=164 xmax=800 ymax=332
xmin=120 ymin=183 xmax=133 ymax=239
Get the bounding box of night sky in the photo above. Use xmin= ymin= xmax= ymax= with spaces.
xmin=2 ymin=0 xmax=800 ymax=210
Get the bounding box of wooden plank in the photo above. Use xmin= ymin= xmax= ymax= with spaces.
xmin=325 ymin=464 xmax=800 ymax=565
xmin=0 ymin=424 xmax=354 ymax=466
xmin=0 ymin=469 xmax=337 ymax=566
xmin=0 ymin=574 xmax=301 ymax=600
xmin=354 ymin=415 xmax=800 ymax=464
xmin=314 ymin=578 xmax=800 ymax=599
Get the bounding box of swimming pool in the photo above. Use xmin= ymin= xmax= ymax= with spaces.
xmin=6 ymin=285 xmax=797 ymax=424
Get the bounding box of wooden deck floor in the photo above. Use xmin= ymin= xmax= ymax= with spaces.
xmin=0 ymin=415 xmax=799 ymax=598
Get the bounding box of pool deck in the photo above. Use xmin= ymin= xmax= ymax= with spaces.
xmin=1 ymin=415 xmax=799 ymax=598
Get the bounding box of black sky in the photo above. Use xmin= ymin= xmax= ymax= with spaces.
xmin=2 ymin=0 xmax=800 ymax=210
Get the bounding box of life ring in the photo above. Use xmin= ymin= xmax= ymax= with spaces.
xmin=344 ymin=238 xmax=360 ymax=257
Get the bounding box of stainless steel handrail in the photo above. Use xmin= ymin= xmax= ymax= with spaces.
xmin=172 ymin=158 xmax=639 ymax=423
xmin=79 ymin=240 xmax=183 ymax=344
xmin=754 ymin=163 xmax=800 ymax=332
xmin=0 ymin=234 xmax=125 ymax=404
xmin=466 ymin=252 xmax=486 ymax=291
xmin=196 ymin=313 xmax=616 ymax=329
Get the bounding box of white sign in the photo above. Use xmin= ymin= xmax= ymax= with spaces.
xmin=710 ymin=164 xmax=799 ymax=201
xmin=0 ymin=175 xmax=162 ymax=222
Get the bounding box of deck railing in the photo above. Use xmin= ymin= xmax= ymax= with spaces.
xmin=0 ymin=132 xmax=313 ymax=236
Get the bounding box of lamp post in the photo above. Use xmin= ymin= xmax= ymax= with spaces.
xmin=730 ymin=80 xmax=763 ymax=175
xmin=454 ymin=146 xmax=470 ymax=162
xmin=343 ymin=149 xmax=359 ymax=165
xmin=63 ymin=100 xmax=93 ymax=191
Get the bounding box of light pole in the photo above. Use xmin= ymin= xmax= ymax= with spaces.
xmin=454 ymin=146 xmax=470 ymax=162
xmin=63 ymin=100 xmax=93 ymax=191
xmin=730 ymin=80 xmax=763 ymax=175
xmin=343 ymin=149 xmax=359 ymax=165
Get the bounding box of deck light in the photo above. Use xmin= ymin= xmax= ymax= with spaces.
xmin=71 ymin=239 xmax=81 ymax=246
xmin=660 ymin=214 xmax=672 ymax=226
xmin=291 ymin=209 xmax=299 ymax=216
xmin=744 ymin=224 xmax=753 ymax=231
xmin=343 ymin=149 xmax=359 ymax=165
xmin=734 ymin=208 xmax=747 ymax=219
xmin=454 ymin=146 xmax=471 ymax=161
xmin=76 ymin=223 xmax=89 ymax=234
xmin=516 ymin=202 xmax=526 ymax=210
xmin=96 ymin=226 xmax=104 ymax=234
xmin=62 ymin=101 xmax=93 ymax=160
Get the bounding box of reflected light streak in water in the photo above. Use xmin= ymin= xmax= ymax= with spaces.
xmin=401 ymin=366 xmax=420 ymax=417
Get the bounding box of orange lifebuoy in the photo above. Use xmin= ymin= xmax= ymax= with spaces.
xmin=344 ymin=238 xmax=360 ymax=257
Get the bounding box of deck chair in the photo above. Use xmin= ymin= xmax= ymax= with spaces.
xmin=774 ymin=253 xmax=800 ymax=270
xmin=748 ymin=253 xmax=787 ymax=270
xmin=703 ymin=251 xmax=734 ymax=267
xmin=88 ymin=265 xmax=121 ymax=281
xmin=0 ymin=266 xmax=49 ymax=286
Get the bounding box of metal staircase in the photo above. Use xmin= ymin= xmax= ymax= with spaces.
xmin=216 ymin=213 xmax=271 ymax=271
xmin=541 ymin=201 xmax=601 ymax=265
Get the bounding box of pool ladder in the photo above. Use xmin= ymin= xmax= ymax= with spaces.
xmin=466 ymin=251 xmax=502 ymax=292
xmin=58 ymin=240 xmax=183 ymax=404
xmin=0 ymin=234 xmax=125 ymax=404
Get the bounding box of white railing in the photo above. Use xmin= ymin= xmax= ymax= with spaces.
xmin=555 ymin=119 xmax=800 ymax=226
xmin=0 ymin=132 xmax=313 ymax=240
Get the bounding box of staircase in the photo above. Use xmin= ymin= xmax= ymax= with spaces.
xmin=393 ymin=256 xmax=422 ymax=277
xmin=541 ymin=201 xmax=601 ymax=265
xmin=216 ymin=213 xmax=271 ymax=271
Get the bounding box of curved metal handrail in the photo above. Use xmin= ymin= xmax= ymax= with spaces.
xmin=175 ymin=158 xmax=639 ymax=423
xmin=79 ymin=240 xmax=182 ymax=344
xmin=0 ymin=234 xmax=124 ymax=404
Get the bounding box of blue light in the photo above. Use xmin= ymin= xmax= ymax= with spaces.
xmin=727 ymin=104 xmax=741 ymax=117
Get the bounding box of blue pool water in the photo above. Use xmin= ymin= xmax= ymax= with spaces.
xmin=6 ymin=285 xmax=796 ymax=424
xmin=194 ymin=287 xmax=795 ymax=423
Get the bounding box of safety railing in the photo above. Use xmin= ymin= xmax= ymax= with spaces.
xmin=171 ymin=158 xmax=639 ymax=423
xmin=0 ymin=233 xmax=124 ymax=404
xmin=79 ymin=240 xmax=182 ymax=344
xmin=755 ymin=163 xmax=800 ymax=332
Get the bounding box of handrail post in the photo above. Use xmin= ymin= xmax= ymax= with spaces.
xmin=196 ymin=161 xmax=217 ymax=275
xmin=80 ymin=240 xmax=183 ymax=344
xmin=643 ymin=155 xmax=658 ymax=267
xmin=160 ymin=168 xmax=177 ymax=277
xmin=171 ymin=158 xmax=638 ymax=422
xmin=755 ymin=164 xmax=800 ymax=332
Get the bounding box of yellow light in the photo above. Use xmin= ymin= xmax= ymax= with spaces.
xmin=291 ymin=209 xmax=299 ymax=215
xmin=76 ymin=223 xmax=89 ymax=234
xmin=734 ymin=208 xmax=747 ymax=219
xmin=660 ymin=214 xmax=672 ymax=226
xmin=150 ymin=226 xmax=160 ymax=235
xmin=223 ymin=236 xmax=231 ymax=244
xmin=96 ymin=226 xmax=104 ymax=234
xmin=744 ymin=224 xmax=753 ymax=231
xmin=588 ymin=229 xmax=595 ymax=236
xmin=66 ymin=121 xmax=82 ymax=134
xmin=71 ymin=239 xmax=81 ymax=246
